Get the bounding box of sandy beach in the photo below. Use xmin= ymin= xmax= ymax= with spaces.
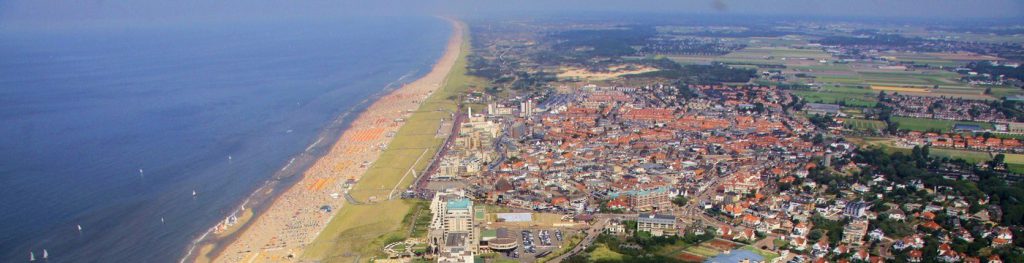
xmin=200 ymin=18 xmax=464 ymax=263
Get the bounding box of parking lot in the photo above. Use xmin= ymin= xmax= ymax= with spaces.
xmin=492 ymin=227 xmax=578 ymax=262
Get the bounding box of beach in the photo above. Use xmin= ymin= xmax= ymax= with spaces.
xmin=199 ymin=18 xmax=464 ymax=263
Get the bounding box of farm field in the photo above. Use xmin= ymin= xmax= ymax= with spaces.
xmin=669 ymin=46 xmax=831 ymax=67
xmin=891 ymin=116 xmax=993 ymax=133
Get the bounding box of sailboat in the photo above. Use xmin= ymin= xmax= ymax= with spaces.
xmin=192 ymin=189 xmax=197 ymax=197
xmin=29 ymin=251 xmax=35 ymax=261
xmin=42 ymin=249 xmax=47 ymax=260
xmin=161 ymin=217 xmax=165 ymax=224
xmin=139 ymin=169 xmax=144 ymax=177
xmin=77 ymin=224 xmax=82 ymax=234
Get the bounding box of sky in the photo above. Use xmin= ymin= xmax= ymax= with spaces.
xmin=1 ymin=0 xmax=1022 ymax=29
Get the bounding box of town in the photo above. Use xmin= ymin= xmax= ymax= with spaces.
xmin=372 ymin=16 xmax=1024 ymax=263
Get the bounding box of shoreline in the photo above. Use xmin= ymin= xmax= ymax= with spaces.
xmin=194 ymin=17 xmax=464 ymax=263
xmin=178 ymin=73 xmax=417 ymax=263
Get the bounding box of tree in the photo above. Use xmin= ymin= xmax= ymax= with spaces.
xmin=671 ymin=196 xmax=689 ymax=207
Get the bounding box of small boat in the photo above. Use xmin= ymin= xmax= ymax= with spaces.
xmin=139 ymin=169 xmax=144 ymax=177
xmin=192 ymin=190 xmax=197 ymax=197
xmin=30 ymin=251 xmax=35 ymax=261
xmin=42 ymin=249 xmax=48 ymax=260
xmin=77 ymin=224 xmax=82 ymax=233
xmin=161 ymin=217 xmax=165 ymax=224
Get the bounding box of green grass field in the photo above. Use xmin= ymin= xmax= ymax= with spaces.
xmin=590 ymin=244 xmax=624 ymax=262
xmin=302 ymin=21 xmax=486 ymax=262
xmin=684 ymin=245 xmax=721 ymax=257
xmin=792 ymin=90 xmax=878 ymax=107
xmin=929 ymin=148 xmax=994 ymax=164
xmin=891 ymin=116 xmax=993 ymax=133
xmin=844 ymin=118 xmax=887 ymax=131
xmin=740 ymin=246 xmax=780 ymax=262
xmin=860 ymin=71 xmax=961 ymax=86
xmin=868 ymin=140 xmax=1024 ymax=170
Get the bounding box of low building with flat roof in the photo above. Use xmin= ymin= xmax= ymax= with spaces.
xmin=496 ymin=212 xmax=532 ymax=222
xmin=637 ymin=213 xmax=677 ymax=236
xmin=483 ymin=228 xmax=518 ymax=251
xmin=804 ymin=103 xmax=841 ymax=116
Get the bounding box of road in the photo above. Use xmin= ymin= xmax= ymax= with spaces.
xmin=548 ymin=218 xmax=610 ymax=263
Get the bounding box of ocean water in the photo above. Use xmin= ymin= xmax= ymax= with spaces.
xmin=0 ymin=17 xmax=450 ymax=262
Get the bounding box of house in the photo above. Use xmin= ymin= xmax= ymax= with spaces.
xmin=868 ymin=227 xmax=884 ymax=239
xmin=604 ymin=221 xmax=626 ymax=234
xmin=833 ymin=244 xmax=850 ymax=255
xmin=842 ymin=219 xmax=869 ymax=246
xmin=852 ymin=249 xmax=870 ymax=261
xmin=887 ymin=207 xmax=906 ymax=221
xmin=792 ymin=236 xmax=808 ymax=251
xmin=843 ymin=201 xmax=871 ymax=219
xmin=736 ymin=228 xmax=756 ymax=242
xmin=991 ymin=227 xmax=1013 ymax=247
xmin=793 ymin=221 xmax=811 ymax=237
xmin=718 ymin=224 xmax=734 ymax=239
xmin=907 ymin=249 xmax=923 ymax=262
xmin=812 ymin=238 xmax=830 ymax=257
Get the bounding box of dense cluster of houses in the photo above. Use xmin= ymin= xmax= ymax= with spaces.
xmin=448 ymin=84 xmax=822 ymax=215
xmin=883 ymin=94 xmax=1010 ymax=123
xmin=423 ymin=82 xmax=1021 ymax=262
xmin=895 ymin=131 xmax=1024 ymax=153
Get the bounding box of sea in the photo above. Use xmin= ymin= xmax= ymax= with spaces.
xmin=0 ymin=16 xmax=451 ymax=262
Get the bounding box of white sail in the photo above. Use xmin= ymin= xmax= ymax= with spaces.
xmin=161 ymin=217 xmax=165 ymax=224
xmin=192 ymin=190 xmax=197 ymax=197
xmin=42 ymin=249 xmax=47 ymax=259
xmin=77 ymin=224 xmax=82 ymax=233
xmin=139 ymin=169 xmax=144 ymax=177
xmin=30 ymin=251 xmax=35 ymax=261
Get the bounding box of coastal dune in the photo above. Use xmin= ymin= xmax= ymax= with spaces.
xmin=198 ymin=18 xmax=464 ymax=263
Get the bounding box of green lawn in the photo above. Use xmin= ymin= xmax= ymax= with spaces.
xmin=792 ymin=90 xmax=878 ymax=107
xmin=590 ymin=244 xmax=624 ymax=262
xmin=740 ymin=245 xmax=780 ymax=262
xmin=891 ymin=116 xmax=992 ymax=133
xmin=844 ymin=118 xmax=887 ymax=131
xmin=684 ymin=245 xmax=721 ymax=257
xmin=820 ymin=85 xmax=877 ymax=94
xmin=929 ymin=148 xmax=993 ymax=164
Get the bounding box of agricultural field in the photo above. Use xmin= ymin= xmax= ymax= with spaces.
xmin=725 ymin=47 xmax=832 ymax=60
xmin=669 ymin=46 xmax=832 ymax=68
xmin=890 ymin=116 xmax=993 ymax=133
xmin=859 ymin=71 xmax=962 ymax=87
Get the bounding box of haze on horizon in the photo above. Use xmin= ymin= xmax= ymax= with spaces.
xmin=1 ymin=0 xmax=1023 ymax=30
